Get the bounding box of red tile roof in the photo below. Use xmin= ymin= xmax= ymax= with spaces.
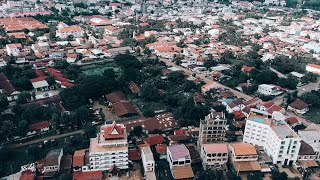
xmin=28 ymin=121 xmax=50 ymax=131
xmin=286 ymin=117 xmax=299 ymax=125
xmin=289 ymin=99 xmax=309 ymax=110
xmin=105 ymin=91 xmax=128 ymax=103
xmin=31 ymin=76 xmax=47 ymax=83
xmin=155 ymin=144 xmax=167 ymax=155
xmin=73 ymin=170 xmax=102 ymax=180
xmin=128 ymin=149 xmax=140 ymax=161
xmin=73 ymin=149 xmax=86 ymax=167
xmin=111 ymin=101 xmax=138 ymax=118
xmin=102 ymin=121 xmax=125 ymax=139
xmin=20 ymin=170 xmax=35 ymax=180
xmin=0 ymin=72 xmax=16 ymax=94
xmin=242 ymin=65 xmax=255 ymax=72
xmin=143 ymin=135 xmax=165 ymax=146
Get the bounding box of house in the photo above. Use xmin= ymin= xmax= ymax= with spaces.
xmin=243 ymin=97 xmax=262 ymax=108
xmin=286 ymin=117 xmax=301 ymax=127
xmin=257 ymin=84 xmax=283 ymax=96
xmin=288 ymin=99 xmax=309 ymax=115
xmin=141 ymin=146 xmax=156 ymax=180
xmin=298 ymin=130 xmax=320 ymax=162
xmin=167 ymin=144 xmax=194 ymax=179
xmin=73 ymin=149 xmax=90 ymax=172
xmin=306 ymin=64 xmax=320 ymax=75
xmin=27 ymin=121 xmax=50 ymax=136
xmin=31 ymin=77 xmax=49 ymax=92
xmin=201 ymin=82 xmax=218 ymax=94
xmin=56 ymin=25 xmax=84 ymax=39
xmin=258 ymin=101 xmax=285 ymax=115
xmin=223 ymin=99 xmax=244 ymax=113
xmin=200 ymin=143 xmax=228 ymax=170
xmin=43 ymin=148 xmax=63 ymax=175
xmin=143 ymin=135 xmax=165 ymax=146
xmin=0 ymin=73 xmax=20 ymax=101
xmin=67 ymin=54 xmax=78 ymax=63
xmin=228 ymin=143 xmax=261 ymax=174
xmin=6 ymin=43 xmax=22 ymax=56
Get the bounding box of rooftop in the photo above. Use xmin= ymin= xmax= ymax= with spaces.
xmin=168 ymin=144 xmax=190 ymax=161
xmin=230 ymin=143 xmax=257 ymax=156
xmin=202 ymin=143 xmax=228 ymax=154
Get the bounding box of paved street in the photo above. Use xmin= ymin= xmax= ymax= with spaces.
xmin=8 ymin=130 xmax=84 ymax=148
xmin=297 ymin=78 xmax=320 ymax=96
xmin=159 ymin=58 xmax=252 ymax=100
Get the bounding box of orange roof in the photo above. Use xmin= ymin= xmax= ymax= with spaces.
xmin=73 ymin=170 xmax=102 ymax=180
xmin=155 ymin=46 xmax=174 ymax=52
xmin=230 ymin=143 xmax=257 ymax=156
xmin=172 ymin=165 xmax=194 ymax=179
xmin=102 ymin=121 xmax=125 ymax=139
xmin=307 ymin=64 xmax=320 ymax=69
xmin=135 ymin=34 xmax=146 ymax=40
xmin=73 ymin=149 xmax=86 ymax=167
xmin=57 ymin=25 xmax=82 ymax=33
xmin=202 ymin=143 xmax=228 ymax=153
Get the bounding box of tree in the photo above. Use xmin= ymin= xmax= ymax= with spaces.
xmin=46 ymin=75 xmax=56 ymax=86
xmin=271 ymin=170 xmax=288 ymax=180
xmin=167 ymin=71 xmax=185 ymax=84
xmin=16 ymin=92 xmax=31 ymax=104
xmin=277 ymin=77 xmax=297 ymax=90
xmin=300 ymin=91 xmax=320 ymax=107
xmin=131 ymin=126 xmax=143 ymax=136
xmin=204 ymin=59 xmax=217 ymax=69
xmin=247 ymin=172 xmax=263 ymax=180
xmin=142 ymin=107 xmax=155 ymax=117
xmin=255 ymin=70 xmax=278 ymax=84
xmin=301 ymin=73 xmax=318 ymax=84
xmin=143 ymin=48 xmax=152 ymax=56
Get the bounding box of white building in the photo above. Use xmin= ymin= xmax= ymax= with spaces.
xmin=43 ymin=148 xmax=63 ymax=173
xmin=141 ymin=146 xmax=156 ymax=180
xmin=56 ymin=25 xmax=84 ymax=39
xmin=306 ymin=64 xmax=320 ymax=75
xmin=257 ymin=84 xmax=283 ymax=96
xmin=89 ymin=121 xmax=129 ymax=173
xmin=167 ymin=144 xmax=194 ymax=179
xmin=298 ymin=130 xmax=320 ymax=161
xmin=243 ymin=113 xmax=301 ymax=165
xmin=6 ymin=43 xmax=22 ymax=56
xmin=200 ymin=143 xmax=228 ymax=170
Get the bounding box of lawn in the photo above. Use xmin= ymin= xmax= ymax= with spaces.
xmin=305 ymin=107 xmax=320 ymax=124
xmin=82 ymin=64 xmax=120 ymax=76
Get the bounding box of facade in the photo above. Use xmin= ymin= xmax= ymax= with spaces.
xmin=197 ymin=111 xmax=227 ymax=150
xmin=56 ymin=25 xmax=84 ymax=39
xmin=141 ymin=146 xmax=156 ymax=180
xmin=89 ymin=121 xmax=129 ymax=172
xmin=167 ymin=144 xmax=194 ymax=179
xmin=200 ymin=143 xmax=228 ymax=169
xmin=43 ymin=148 xmax=63 ymax=173
xmin=243 ymin=113 xmax=301 ymax=165
xmin=257 ymin=84 xmax=282 ymax=96
xmin=6 ymin=43 xmax=22 ymax=56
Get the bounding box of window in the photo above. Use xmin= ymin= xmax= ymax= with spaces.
xmin=281 ymin=141 xmax=285 ymax=145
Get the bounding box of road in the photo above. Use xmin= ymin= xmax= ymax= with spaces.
xmin=8 ymin=130 xmax=84 ymax=148
xmin=297 ymin=78 xmax=320 ymax=96
xmin=159 ymin=57 xmax=252 ymax=100
xmin=160 ymin=58 xmax=313 ymax=127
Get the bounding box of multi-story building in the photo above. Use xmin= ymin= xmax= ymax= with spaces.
xmin=298 ymin=130 xmax=320 ymax=161
xmin=141 ymin=146 xmax=156 ymax=180
xmin=197 ymin=111 xmax=227 ymax=150
xmin=200 ymin=143 xmax=228 ymax=169
xmin=167 ymin=144 xmax=194 ymax=179
xmin=89 ymin=121 xmax=129 ymax=173
xmin=56 ymin=25 xmax=84 ymax=39
xmin=243 ymin=113 xmax=301 ymax=165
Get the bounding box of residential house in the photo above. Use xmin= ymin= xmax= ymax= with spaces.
xmin=6 ymin=43 xmax=22 ymax=56
xmin=288 ymin=99 xmax=309 ymax=115
xmin=27 ymin=121 xmax=50 ymax=136
xmin=167 ymin=144 xmax=194 ymax=179
xmin=223 ymin=99 xmax=244 ymax=113
xmin=43 ymin=149 xmax=63 ymax=175
xmin=0 ymin=73 xmax=20 ymax=101
xmin=200 ymin=143 xmax=228 ymax=170
xmin=67 ymin=54 xmax=78 ymax=63
xmin=243 ymin=113 xmax=301 ymax=165
xmin=31 ymin=77 xmax=49 ymax=92
xmin=73 ymin=149 xmax=90 ymax=172
xmin=306 ymin=64 xmax=320 ymax=75
xmin=257 ymin=84 xmax=283 ymax=96
xmin=56 ymin=25 xmax=84 ymax=39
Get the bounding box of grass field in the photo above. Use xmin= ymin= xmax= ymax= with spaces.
xmin=82 ymin=64 xmax=120 ymax=76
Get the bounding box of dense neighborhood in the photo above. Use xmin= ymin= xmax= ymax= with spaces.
xmin=1 ymin=0 xmax=320 ymax=180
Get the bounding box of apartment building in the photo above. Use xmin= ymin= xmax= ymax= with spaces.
xmin=167 ymin=144 xmax=194 ymax=179
xmin=197 ymin=111 xmax=227 ymax=150
xmin=200 ymin=143 xmax=228 ymax=170
xmin=56 ymin=25 xmax=84 ymax=39
xmin=89 ymin=121 xmax=129 ymax=173
xmin=243 ymin=113 xmax=301 ymax=166
xmin=141 ymin=146 xmax=156 ymax=180
xmin=298 ymin=130 xmax=320 ymax=161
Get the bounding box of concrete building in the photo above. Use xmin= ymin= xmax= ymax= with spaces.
xmin=197 ymin=111 xmax=227 ymax=150
xmin=200 ymin=143 xmax=228 ymax=170
xmin=89 ymin=121 xmax=129 ymax=174
xmin=43 ymin=148 xmax=63 ymax=174
xmin=167 ymin=144 xmax=194 ymax=179
xmin=56 ymin=25 xmax=84 ymax=39
xmin=257 ymin=84 xmax=283 ymax=96
xmin=141 ymin=146 xmax=156 ymax=180
xmin=243 ymin=113 xmax=301 ymax=166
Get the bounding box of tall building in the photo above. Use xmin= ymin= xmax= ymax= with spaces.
xmin=243 ymin=113 xmax=301 ymax=165
xmin=200 ymin=143 xmax=228 ymax=169
xmin=197 ymin=111 xmax=227 ymax=150
xmin=89 ymin=121 xmax=129 ymax=172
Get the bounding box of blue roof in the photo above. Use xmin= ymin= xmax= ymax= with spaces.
xmin=252 ymin=117 xmax=264 ymax=123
